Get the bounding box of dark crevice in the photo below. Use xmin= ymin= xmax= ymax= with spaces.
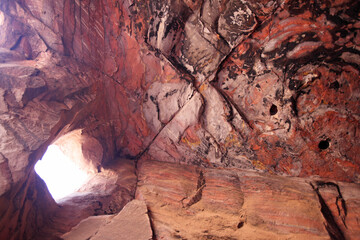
xmin=315 ymin=181 xmax=348 ymax=228
xmin=10 ymin=35 xmax=24 ymax=51
xmin=34 ymin=30 xmax=52 ymax=51
xmin=210 ymin=48 xmax=254 ymax=130
xmin=285 ymin=119 xmax=291 ymax=132
xmin=146 ymin=209 xmax=158 ymax=240
xmin=62 ymin=0 xmax=75 ymax=56
xmin=310 ymin=182 xmax=347 ymax=240
xmin=290 ymin=96 xmax=299 ymax=117
xmin=150 ymin=95 xmax=161 ymax=124
xmin=213 ymin=85 xmax=254 ymax=130
xmin=182 ymin=170 xmax=206 ymax=208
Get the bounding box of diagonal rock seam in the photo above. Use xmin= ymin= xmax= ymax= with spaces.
xmin=134 ymin=87 xmax=200 ymax=162
xmin=143 ymin=0 xmax=262 ymax=140
xmin=138 ymin=0 xmax=284 ymax=160
xmin=310 ymin=181 xmax=347 ymax=240
xmin=316 ymin=181 xmax=348 ymax=228
xmin=145 ymin=208 xmax=157 ymax=240
xmin=212 ymin=84 xmax=254 ymax=130
xmin=181 ymin=170 xmax=206 ymax=208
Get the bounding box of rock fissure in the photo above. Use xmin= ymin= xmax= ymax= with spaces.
xmin=213 ymin=84 xmax=254 ymax=130
xmin=316 ymin=181 xmax=348 ymax=228
xmin=145 ymin=208 xmax=157 ymax=240
xmin=181 ymin=170 xmax=206 ymax=208
xmin=310 ymin=181 xmax=346 ymax=240
xmin=9 ymin=35 xmax=24 ymax=51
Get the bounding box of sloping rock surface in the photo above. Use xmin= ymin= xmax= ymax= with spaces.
xmin=62 ymin=200 xmax=152 ymax=240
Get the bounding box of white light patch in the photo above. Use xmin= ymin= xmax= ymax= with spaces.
xmin=0 ymin=11 xmax=5 ymax=26
xmin=35 ymin=145 xmax=89 ymax=201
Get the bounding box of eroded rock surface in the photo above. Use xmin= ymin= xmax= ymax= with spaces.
xmin=0 ymin=0 xmax=359 ymax=239
xmin=136 ymin=159 xmax=360 ymax=239
xmin=62 ymin=200 xmax=152 ymax=240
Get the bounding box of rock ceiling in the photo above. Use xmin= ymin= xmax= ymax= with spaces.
xmin=0 ymin=0 xmax=359 ymax=239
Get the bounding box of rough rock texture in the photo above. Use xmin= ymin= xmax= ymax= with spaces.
xmin=136 ymin=159 xmax=360 ymax=240
xmin=62 ymin=215 xmax=113 ymax=240
xmin=62 ymin=200 xmax=152 ymax=240
xmin=0 ymin=0 xmax=359 ymax=239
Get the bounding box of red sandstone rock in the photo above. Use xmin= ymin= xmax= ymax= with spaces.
xmin=0 ymin=0 xmax=359 ymax=239
xmin=136 ymin=159 xmax=360 ymax=239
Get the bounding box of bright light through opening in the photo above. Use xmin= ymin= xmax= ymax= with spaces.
xmin=35 ymin=145 xmax=90 ymax=202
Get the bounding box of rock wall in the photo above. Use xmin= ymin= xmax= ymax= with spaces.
xmin=0 ymin=0 xmax=359 ymax=239
xmin=136 ymin=159 xmax=360 ymax=240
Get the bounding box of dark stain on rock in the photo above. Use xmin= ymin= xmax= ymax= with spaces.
xmin=329 ymin=81 xmax=340 ymax=90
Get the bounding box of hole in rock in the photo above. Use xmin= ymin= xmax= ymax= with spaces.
xmin=270 ymin=104 xmax=278 ymax=115
xmin=318 ymin=139 xmax=330 ymax=150
xmin=35 ymin=145 xmax=90 ymax=202
xmin=237 ymin=221 xmax=244 ymax=228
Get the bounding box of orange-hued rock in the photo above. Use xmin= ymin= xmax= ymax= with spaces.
xmin=0 ymin=0 xmax=359 ymax=239
xmin=136 ymin=159 xmax=360 ymax=239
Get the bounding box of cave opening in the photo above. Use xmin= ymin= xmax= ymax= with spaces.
xmin=34 ymin=144 xmax=90 ymax=202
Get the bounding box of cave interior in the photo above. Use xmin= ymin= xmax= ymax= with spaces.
xmin=0 ymin=0 xmax=359 ymax=239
